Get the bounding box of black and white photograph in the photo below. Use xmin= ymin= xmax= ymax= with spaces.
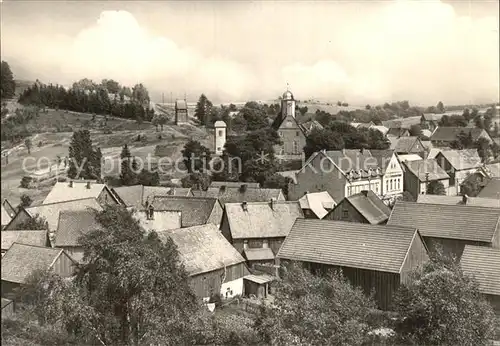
xmin=1 ymin=0 xmax=499 ymax=344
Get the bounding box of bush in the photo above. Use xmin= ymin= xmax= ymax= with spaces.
xmin=20 ymin=176 xmax=33 ymax=189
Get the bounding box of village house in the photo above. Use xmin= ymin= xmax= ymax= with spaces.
xmin=460 ymin=162 xmax=500 ymax=193
xmin=369 ymin=149 xmax=404 ymax=202
xmin=289 ymin=149 xmax=384 ymax=202
xmin=324 ymin=190 xmax=391 ymax=225
xmin=43 ymin=180 xmax=120 ymax=206
xmin=298 ymin=120 xmax=324 ymax=134
xmin=220 ymin=200 xmax=303 ymax=266
xmin=417 ymin=194 xmax=500 ymax=208
xmin=420 ymin=113 xmax=443 ymax=133
xmin=277 ymin=219 xmax=429 ymax=310
xmin=430 ymin=127 xmax=492 ymax=147
xmin=389 ymin=136 xmax=426 ymax=157
xmin=191 ymin=185 xmax=285 ymax=206
xmin=1 ymin=243 xmax=76 ymax=300
xmin=157 ymin=224 xmax=249 ymax=300
xmin=1 ymin=230 xmax=50 ymax=256
xmin=298 ymin=191 xmax=336 ymax=219
xmin=271 ymin=89 xmax=307 ymax=160
xmin=460 ymin=245 xmax=500 ymax=313
xmin=151 ymin=196 xmax=223 ymax=227
xmin=4 ymin=198 xmax=103 ymax=242
xmin=111 ymin=185 xmax=192 ymax=209
xmin=401 ymin=159 xmax=450 ymax=197
xmin=175 ymin=99 xmax=189 ymax=124
xmin=435 ymin=149 xmax=482 ymax=195
xmin=132 ymin=206 xmax=182 ymax=233
xmin=388 ymin=201 xmax=500 ymax=259
xmin=477 ymin=177 xmax=500 ymax=199
xmin=386 ymin=127 xmax=410 ymax=138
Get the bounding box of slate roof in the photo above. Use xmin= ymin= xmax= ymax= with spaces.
xmin=477 ymin=178 xmax=500 ymax=199
xmin=431 ymin=127 xmax=489 ymax=142
xmin=1 ymin=231 xmax=49 ymax=251
xmin=460 ymin=245 xmax=500 ymax=296
xmin=437 ymin=149 xmax=482 ymax=171
xmin=403 ymin=159 xmax=450 ymax=182
xmin=1 ymin=243 xmax=68 ymax=284
xmin=244 ymin=248 xmax=275 ymax=261
xmin=324 ymin=150 xmax=382 ymax=176
xmin=24 ymin=198 xmax=103 ymax=231
xmin=157 ymin=224 xmax=246 ymax=276
xmin=192 ymin=187 xmax=284 ymax=205
xmin=151 ymin=196 xmax=218 ymax=227
xmin=299 ymin=191 xmax=336 ymax=219
xmin=368 ymin=149 xmax=395 ymax=172
xmin=417 ymin=195 xmax=500 ymax=208
xmin=112 ymin=185 xmax=192 ymax=208
xmin=224 ymin=201 xmax=303 ymax=239
xmin=390 ymin=136 xmax=424 ymax=153
xmin=43 ymin=181 xmax=114 ymax=204
xmin=337 ymin=190 xmax=391 ymax=224
xmin=210 ymin=181 xmax=260 ymax=189
xmin=133 ymin=210 xmax=182 ymax=233
xmin=55 ymin=210 xmax=102 ymax=247
xmin=298 ymin=120 xmax=324 ymax=135
xmin=277 ymin=219 xmax=421 ymax=274
xmin=388 ymin=201 xmax=500 ymax=242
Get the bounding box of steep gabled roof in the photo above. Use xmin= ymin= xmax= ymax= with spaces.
xmin=277 ymin=219 xmax=422 ymax=274
xmin=133 ymin=210 xmax=182 ymax=233
xmin=417 ymin=195 xmax=500 ymax=208
xmin=298 ymin=120 xmax=324 ymax=135
xmin=55 ymin=210 xmax=102 ymax=247
xmin=388 ymin=201 xmax=499 ymax=242
xmin=368 ymin=149 xmax=395 ymax=172
xmin=224 ymin=201 xmax=303 ymax=239
xmin=403 ymin=159 xmax=450 ymax=182
xmin=192 ymin=186 xmax=284 ymax=205
xmin=477 ymin=178 xmax=500 ymax=199
xmin=1 ymin=243 xmax=71 ymax=284
xmin=112 ymin=185 xmax=192 ymax=208
xmin=437 ymin=149 xmax=482 ymax=171
xmin=1 ymin=230 xmax=50 ymax=252
xmin=431 ymin=127 xmax=489 ymax=142
xmin=151 ymin=196 xmax=219 ymax=227
xmin=460 ymin=246 xmax=500 ymax=296
xmin=299 ymin=191 xmax=336 ymax=219
xmin=157 ymin=224 xmax=246 ymax=276
xmin=387 ymin=127 xmax=409 ymax=137
xmin=43 ymin=181 xmax=117 ymax=204
xmin=390 ymin=136 xmax=424 ymax=153
xmin=339 ymin=190 xmax=391 ymax=224
xmin=325 ymin=149 xmax=381 ymax=174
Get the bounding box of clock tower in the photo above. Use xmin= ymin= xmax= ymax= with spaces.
xmin=281 ymin=88 xmax=295 ymax=120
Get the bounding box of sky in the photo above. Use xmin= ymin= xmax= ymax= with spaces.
xmin=1 ymin=0 xmax=499 ymax=105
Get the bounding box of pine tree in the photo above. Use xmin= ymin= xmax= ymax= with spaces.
xmin=68 ymin=130 xmax=101 ymax=180
xmin=194 ymin=94 xmax=213 ymax=126
xmin=119 ymin=144 xmax=138 ymax=186
xmin=0 ymin=61 xmax=16 ymax=100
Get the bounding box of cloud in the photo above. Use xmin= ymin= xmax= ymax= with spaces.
xmin=2 ymin=1 xmax=499 ymax=105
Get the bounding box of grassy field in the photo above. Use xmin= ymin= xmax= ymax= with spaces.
xmin=1 ymin=108 xmax=211 ymax=205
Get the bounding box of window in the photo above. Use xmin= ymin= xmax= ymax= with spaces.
xmin=342 ymin=209 xmax=348 ymax=219
xmin=390 ymin=179 xmax=393 ymax=191
xmin=397 ymin=179 xmax=400 ymax=190
xmin=218 ymin=130 xmax=223 ymax=137
xmin=286 ymin=120 xmax=293 ymax=127
xmin=217 ymin=147 xmax=221 ymax=152
xmin=296 ymin=131 xmax=299 ymax=136
xmin=279 ymin=131 xmax=283 ymax=137
xmin=386 ymin=180 xmax=389 ymax=192
xmin=293 ymin=141 xmax=299 ymax=154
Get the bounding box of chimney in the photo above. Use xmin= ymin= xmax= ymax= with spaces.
xmin=462 ymin=194 xmax=468 ymax=205
xmin=243 ymin=240 xmax=248 ymax=250
xmin=242 ymin=201 xmax=248 ymax=211
xmin=86 ymin=181 xmax=91 ymax=189
xmin=69 ymin=181 xmax=73 ymax=188
xmin=147 ymin=204 xmax=154 ymax=220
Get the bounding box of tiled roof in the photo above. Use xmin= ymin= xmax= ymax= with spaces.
xmin=133 ymin=210 xmax=182 ymax=233
xmin=343 ymin=190 xmax=391 ymax=224
xmin=55 ymin=210 xmax=102 ymax=247
xmin=1 ymin=230 xmax=49 ymax=251
xmin=388 ymin=201 xmax=499 ymax=242
xmin=417 ymin=195 xmax=500 ymax=208
xmin=437 ymin=149 xmax=482 ymax=171
xmin=224 ymin=201 xmax=303 ymax=239
xmin=112 ymin=185 xmax=192 ymax=208
xmin=390 ymin=137 xmax=424 ymax=153
xmin=244 ymin=274 xmax=275 ymax=284
xmin=175 ymin=99 xmax=187 ymax=110
xmin=192 ymin=186 xmax=284 ymax=205
xmin=431 ymin=127 xmax=488 ymax=142
xmin=368 ymin=149 xmax=395 ymax=172
xmin=460 ymin=245 xmax=500 ymax=296
xmin=324 ymin=150 xmax=381 ymax=175
xmin=43 ymin=181 xmax=111 ymax=204
xmin=25 ymin=198 xmax=103 ymax=231
xmin=426 ymin=148 xmax=441 ymax=159
xmin=477 ymin=178 xmax=500 ymax=199
xmin=403 ymin=159 xmax=450 ymax=182
xmin=210 ymin=181 xmax=260 ymax=189
xmin=299 ymin=191 xmax=336 ymax=219
xmin=1 ymin=243 xmax=67 ymax=284
xmin=277 ymin=219 xmax=420 ymax=274
xmin=298 ymin=120 xmax=324 ymax=135
xmin=157 ymin=224 xmax=246 ymax=276
xmin=244 ymin=248 xmax=275 ymax=261
xmin=1 ymin=204 xmax=12 ymax=227
xmin=151 ymin=196 xmax=218 ymax=227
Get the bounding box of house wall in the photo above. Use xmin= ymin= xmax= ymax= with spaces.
xmin=244 ymin=280 xmax=267 ymax=299
xmin=305 ymin=262 xmax=400 ymax=310
xmin=400 ymin=234 xmax=429 ymax=284
xmin=207 ymin=202 xmax=223 ymax=227
xmin=175 ymin=110 xmax=188 ymax=124
xmin=324 ymin=200 xmax=367 ymax=224
xmin=382 ymin=154 xmax=404 ymax=197
xmin=52 ymin=252 xmax=76 ymax=277
xmin=424 ymin=237 xmax=491 ymax=261
xmin=189 ymin=262 xmax=248 ymax=299
xmin=275 ymin=115 xmax=307 ymax=160
xmin=303 ymin=209 xmax=320 ymax=219
xmin=98 ymin=189 xmax=119 ymax=206
xmin=404 ymin=170 xmax=450 ymax=198
xmin=345 ymin=178 xmax=382 ymax=197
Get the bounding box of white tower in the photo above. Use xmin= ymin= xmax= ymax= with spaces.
xmin=214 ymin=120 xmax=227 ymax=155
xmin=281 ymin=88 xmax=296 ymax=119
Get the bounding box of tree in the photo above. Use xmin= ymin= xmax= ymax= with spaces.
xmin=409 ymin=124 xmax=422 ymax=137
xmin=101 ymin=79 xmax=121 ymax=94
xmin=67 ymin=130 xmax=102 ymax=180
xmin=462 ymin=108 xmax=472 ymax=122
xmin=194 ymin=94 xmax=213 ymax=126
xmin=24 ymin=138 xmax=32 ymax=154
xmin=304 ymin=128 xmax=344 ymax=158
xmin=262 ymin=174 xmax=291 ymax=199
xmin=426 ymin=180 xmax=446 ymax=195
xmin=17 ymin=214 xmax=47 ymax=230
xmin=461 ymin=174 xmax=483 ymax=197
xmin=475 ymin=137 xmax=491 ymax=162
xmin=439 ymin=115 xmax=468 ymax=127
xmin=19 ymin=194 xmax=33 ymax=208
xmin=181 ymin=140 xmax=211 ymax=173
xmin=119 ymin=144 xmax=138 ymax=186
xmin=137 ymin=168 xmax=160 ymax=186
xmin=181 ymin=172 xmax=211 ymax=190
xmin=436 ymin=101 xmax=445 ymax=114
xmin=397 ymin=191 xmax=416 ymax=202
xmin=239 ymin=102 xmax=269 ymax=131
xmin=392 ymin=249 xmax=495 ymax=345
xmin=131 ymin=83 xmax=150 ymax=107
xmin=0 ymin=61 xmax=16 ymax=100
xmin=254 ymin=262 xmax=375 ymax=345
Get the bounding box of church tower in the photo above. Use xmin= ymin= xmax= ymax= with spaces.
xmin=281 ymin=88 xmax=296 ymax=120
xmin=214 ymin=120 xmax=227 ymax=156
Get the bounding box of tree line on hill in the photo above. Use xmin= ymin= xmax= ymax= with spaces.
xmin=2 ymin=205 xmax=496 ymax=345
xmin=1 ymin=61 xmax=16 ymax=100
